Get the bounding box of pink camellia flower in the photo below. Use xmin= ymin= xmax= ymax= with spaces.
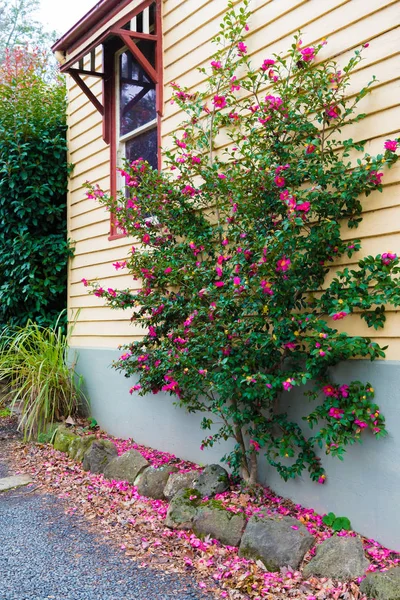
xmin=323 ymin=385 xmax=338 ymax=397
xmin=94 ymin=287 xmax=104 ymax=297
xmin=384 ymin=139 xmax=398 ymax=152
xmin=214 ymin=281 xmax=225 ymax=287
xmin=164 ymin=267 xmax=172 ymax=274
xmin=81 ymin=278 xmax=88 ymax=286
xmin=107 ymin=288 xmax=117 ymax=297
xmin=329 ymin=407 xmax=344 ymax=419
xmin=354 ymin=419 xmax=368 ymax=428
xmin=142 ymin=233 xmax=151 ymax=244
xmin=300 ymin=46 xmax=316 ymax=62
xmin=260 ymin=280 xmax=273 ymax=295
xmin=296 ymin=201 xmax=311 ymax=212
xmin=198 ymin=369 xmax=207 ymax=376
xmin=283 ymin=378 xmax=295 ymax=391
xmin=222 ymin=238 xmax=229 ymax=246
xmin=176 ymin=140 xmax=186 ymax=149
xmin=261 ymin=58 xmax=275 ymax=70
xmin=332 ymin=311 xmax=348 ymax=320
xmin=305 ymin=144 xmax=316 ymax=154
xmin=276 ymin=257 xmax=291 ymax=272
xmin=326 ymin=105 xmax=340 ymax=119
xmin=284 ymin=342 xmax=297 ymax=350
xmin=274 ymin=175 xmax=285 ymax=187
xmin=237 ymin=42 xmax=247 ymax=54
xmin=233 ymin=277 xmax=241 ymax=286
xmin=339 ymin=384 xmax=349 ymax=398
xmin=369 ymin=171 xmax=384 ymax=186
xmin=318 ymin=475 xmax=326 ymax=484
xmin=213 ymin=95 xmax=227 ymax=109
xmin=191 ymin=155 xmax=201 ymax=164
xmin=218 ymin=173 xmax=226 ymax=179
xmin=210 ymin=60 xmax=222 ymax=69
xmin=129 ymin=384 xmax=141 ymax=393
xmin=381 ymin=252 xmax=397 ymax=265
xmin=250 ymin=439 xmax=261 ymax=452
xmin=265 ymin=95 xmax=283 ymax=110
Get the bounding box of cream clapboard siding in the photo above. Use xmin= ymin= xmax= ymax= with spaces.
xmin=67 ymin=0 xmax=400 ymax=357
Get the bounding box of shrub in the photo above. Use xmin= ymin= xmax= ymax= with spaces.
xmin=84 ymin=1 xmax=399 ymax=484
xmin=0 ymin=316 xmax=86 ymax=440
xmin=0 ymin=46 xmax=73 ymax=330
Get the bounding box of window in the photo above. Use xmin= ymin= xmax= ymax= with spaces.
xmin=116 ymin=41 xmax=158 ymax=172
xmin=58 ymin=0 xmax=162 ymax=239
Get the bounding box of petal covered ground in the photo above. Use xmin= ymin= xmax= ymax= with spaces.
xmin=10 ymin=430 xmax=400 ymax=600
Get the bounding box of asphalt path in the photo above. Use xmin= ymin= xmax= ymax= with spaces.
xmin=0 ymin=420 xmax=210 ymax=600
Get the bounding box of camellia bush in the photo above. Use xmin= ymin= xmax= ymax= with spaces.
xmin=0 ymin=46 xmax=73 ymax=330
xmin=85 ymin=1 xmax=399 ymax=484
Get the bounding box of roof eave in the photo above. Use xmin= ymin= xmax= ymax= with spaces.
xmin=51 ymin=0 xmax=122 ymax=53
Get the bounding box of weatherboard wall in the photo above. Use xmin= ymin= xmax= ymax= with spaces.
xmin=63 ymin=0 xmax=400 ymax=551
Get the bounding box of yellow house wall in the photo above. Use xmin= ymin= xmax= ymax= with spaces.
xmin=67 ymin=0 xmax=400 ymax=357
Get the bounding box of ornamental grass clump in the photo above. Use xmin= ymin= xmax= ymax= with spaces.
xmin=84 ymin=1 xmax=399 ymax=484
xmin=0 ymin=318 xmax=85 ymax=440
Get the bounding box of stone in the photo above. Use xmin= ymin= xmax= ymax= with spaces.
xmin=360 ymin=567 xmax=400 ymax=600
xmin=103 ymin=449 xmax=149 ymax=484
xmin=165 ymin=488 xmax=201 ymax=530
xmin=193 ymin=464 xmax=229 ymax=498
xmin=68 ymin=435 xmax=96 ymax=463
xmin=303 ymin=536 xmax=369 ymax=581
xmin=53 ymin=426 xmax=78 ymax=453
xmin=193 ymin=503 xmax=246 ymax=547
xmin=239 ymin=515 xmax=315 ymax=571
xmin=82 ymin=439 xmax=118 ymax=474
xmin=164 ymin=470 xmax=199 ymax=501
xmin=136 ymin=465 xmax=178 ymax=499
xmin=0 ymin=474 xmax=32 ymax=492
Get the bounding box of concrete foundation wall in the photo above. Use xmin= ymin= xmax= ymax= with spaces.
xmin=74 ymin=347 xmax=400 ymax=551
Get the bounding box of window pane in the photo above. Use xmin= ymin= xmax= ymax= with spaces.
xmin=125 ymin=128 xmax=158 ymax=170
xmin=119 ymin=49 xmax=156 ymax=136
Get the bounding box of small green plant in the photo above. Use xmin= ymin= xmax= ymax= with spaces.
xmin=88 ymin=417 xmax=98 ymax=429
xmin=322 ymin=512 xmax=352 ymax=531
xmin=0 ymin=315 xmax=87 ymax=439
xmin=0 ymin=406 xmax=11 ymax=418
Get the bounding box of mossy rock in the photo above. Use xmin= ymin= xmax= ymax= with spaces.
xmin=360 ymin=567 xmax=400 ymax=600
xmin=193 ymin=502 xmax=246 ymax=546
xmin=165 ymin=488 xmax=202 ymax=530
xmin=82 ymin=439 xmax=118 ymax=474
xmin=53 ymin=426 xmax=78 ymax=453
xmin=68 ymin=435 xmax=96 ymax=462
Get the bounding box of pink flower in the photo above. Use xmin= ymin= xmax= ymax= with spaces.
xmin=222 ymin=238 xmax=229 ymax=246
xmin=191 ymin=155 xmax=201 ymax=164
xmin=218 ymin=173 xmax=226 ymax=179
xmin=296 ymin=201 xmax=311 ymax=212
xmin=94 ymin=287 xmax=104 ymax=297
xmin=284 ymin=342 xmax=297 ymax=350
xmin=265 ymin=95 xmax=283 ymax=110
xmin=233 ymin=277 xmax=241 ymax=286
xmin=318 ymin=475 xmax=326 ymax=484
xmin=250 ymin=439 xmax=261 ymax=451
xmin=213 ymin=95 xmax=227 ymax=109
xmin=305 ymin=144 xmax=316 ymax=154
xmin=283 ymin=378 xmax=295 ymax=391
xmin=382 ymin=252 xmax=397 ymax=265
xmin=81 ymin=278 xmax=88 ymax=286
xmin=261 ymin=58 xmax=275 ymax=71
xmin=107 ymin=288 xmax=117 ymax=297
xmin=328 ymin=407 xmax=344 ymax=419
xmin=237 ymin=42 xmax=247 ymax=55
xmin=129 ymin=384 xmax=141 ymax=393
xmin=214 ymin=281 xmax=225 ymax=287
xmin=176 ymin=140 xmax=186 ymax=148
xmin=354 ymin=419 xmax=368 ymax=428
xmin=332 ymin=311 xmax=348 ymax=320
xmin=323 ymin=385 xmax=338 ymax=397
xmin=198 ymin=369 xmax=207 ymax=376
xmin=164 ymin=267 xmax=172 ymax=274
xmin=274 ymin=175 xmax=285 ymax=187
xmin=276 ymin=257 xmax=291 ymax=272
xmin=326 ymin=105 xmax=340 ymax=119
xmin=142 ymin=233 xmax=151 ymax=244
xmin=210 ymin=60 xmax=222 ymax=69
xmin=384 ymin=139 xmax=398 ymax=152
xmin=369 ymin=171 xmax=384 ymax=186
xmin=339 ymin=384 xmax=349 ymax=398
xmin=300 ymin=46 xmax=316 ymax=62
xmin=260 ymin=280 xmax=273 ymax=295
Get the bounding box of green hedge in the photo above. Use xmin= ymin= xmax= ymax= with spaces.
xmin=0 ymin=48 xmax=73 ymax=329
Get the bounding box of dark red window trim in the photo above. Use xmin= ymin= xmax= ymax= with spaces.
xmin=58 ymin=0 xmax=163 ymax=241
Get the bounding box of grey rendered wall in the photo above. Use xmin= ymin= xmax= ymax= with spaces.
xmin=73 ymin=347 xmax=400 ymax=551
